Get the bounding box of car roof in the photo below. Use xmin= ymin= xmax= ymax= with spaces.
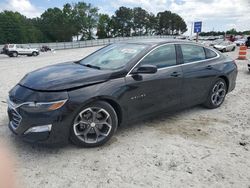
xmin=117 ymin=38 xmax=196 ymax=46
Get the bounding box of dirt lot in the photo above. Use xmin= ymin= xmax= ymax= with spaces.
xmin=0 ymin=46 xmax=250 ymax=188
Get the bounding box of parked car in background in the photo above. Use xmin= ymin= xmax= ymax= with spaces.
xmin=175 ymin=35 xmax=187 ymax=40
xmin=214 ymin=41 xmax=236 ymax=52
xmin=7 ymin=39 xmax=238 ymax=147
xmin=234 ymin=39 xmax=247 ymax=46
xmin=40 ymin=45 xmax=52 ymax=52
xmin=2 ymin=44 xmax=39 ymax=57
xmin=246 ymin=37 xmax=250 ymax=48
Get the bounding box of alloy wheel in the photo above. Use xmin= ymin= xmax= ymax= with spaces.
xmin=211 ymin=81 xmax=226 ymax=106
xmin=73 ymin=107 xmax=112 ymax=144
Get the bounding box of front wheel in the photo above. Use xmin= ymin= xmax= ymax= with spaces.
xmin=204 ymin=78 xmax=227 ymax=109
xmin=222 ymin=48 xmax=226 ymax=53
xmin=12 ymin=52 xmax=18 ymax=57
xmin=70 ymin=101 xmax=118 ymax=147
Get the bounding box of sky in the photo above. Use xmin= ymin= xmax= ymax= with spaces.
xmin=0 ymin=0 xmax=249 ymax=34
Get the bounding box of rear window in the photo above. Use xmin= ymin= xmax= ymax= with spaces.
xmin=180 ymin=44 xmax=206 ymax=63
xmin=205 ymin=48 xmax=217 ymax=59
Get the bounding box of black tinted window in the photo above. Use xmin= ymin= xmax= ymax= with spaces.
xmin=205 ymin=48 xmax=217 ymax=59
xmin=181 ymin=44 xmax=206 ymax=63
xmin=140 ymin=45 xmax=176 ymax=68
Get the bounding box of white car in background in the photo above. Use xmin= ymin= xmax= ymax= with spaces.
xmin=2 ymin=44 xmax=39 ymax=57
xmin=214 ymin=41 xmax=236 ymax=52
xmin=234 ymin=39 xmax=246 ymax=46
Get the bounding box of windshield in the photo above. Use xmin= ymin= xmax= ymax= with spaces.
xmin=79 ymin=43 xmax=148 ymax=70
xmin=218 ymin=41 xmax=230 ymax=45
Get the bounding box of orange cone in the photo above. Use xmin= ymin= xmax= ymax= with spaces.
xmin=238 ymin=46 xmax=247 ymax=60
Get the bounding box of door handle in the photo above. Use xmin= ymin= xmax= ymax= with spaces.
xmin=170 ymin=72 xmax=181 ymax=77
xmin=206 ymin=65 xmax=213 ymax=70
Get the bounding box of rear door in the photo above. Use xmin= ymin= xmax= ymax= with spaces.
xmin=124 ymin=44 xmax=183 ymax=120
xmin=179 ymin=44 xmax=220 ymax=107
xmin=16 ymin=45 xmax=25 ymax=54
xmin=21 ymin=46 xmax=31 ymax=55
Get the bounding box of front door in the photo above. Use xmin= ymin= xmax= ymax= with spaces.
xmin=124 ymin=44 xmax=183 ymax=120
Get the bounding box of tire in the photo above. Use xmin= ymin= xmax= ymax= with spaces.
xmin=222 ymin=48 xmax=226 ymax=53
xmin=203 ymin=78 xmax=227 ymax=109
xmin=232 ymin=47 xmax=236 ymax=51
xmin=70 ymin=101 xmax=118 ymax=147
xmin=32 ymin=52 xmax=38 ymax=56
xmin=12 ymin=51 xmax=18 ymax=57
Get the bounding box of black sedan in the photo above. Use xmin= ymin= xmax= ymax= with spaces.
xmin=7 ymin=39 xmax=237 ymax=147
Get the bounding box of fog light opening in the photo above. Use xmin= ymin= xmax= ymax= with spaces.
xmin=24 ymin=124 xmax=52 ymax=135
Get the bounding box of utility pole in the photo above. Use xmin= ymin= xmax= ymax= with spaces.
xmin=196 ymin=32 xmax=199 ymax=42
xmin=190 ymin=22 xmax=193 ymax=37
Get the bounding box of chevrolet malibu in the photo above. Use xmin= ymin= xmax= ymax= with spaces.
xmin=7 ymin=39 xmax=237 ymax=147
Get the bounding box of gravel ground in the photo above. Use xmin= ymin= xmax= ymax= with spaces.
xmin=0 ymin=46 xmax=250 ymax=188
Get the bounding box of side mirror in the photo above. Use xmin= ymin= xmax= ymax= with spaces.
xmin=132 ymin=64 xmax=157 ymax=74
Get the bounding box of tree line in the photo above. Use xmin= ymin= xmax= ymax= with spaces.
xmin=0 ymin=1 xmax=187 ymax=44
xmin=200 ymin=28 xmax=250 ymax=36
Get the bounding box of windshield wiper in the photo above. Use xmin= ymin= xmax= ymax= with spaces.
xmin=82 ymin=64 xmax=101 ymax=70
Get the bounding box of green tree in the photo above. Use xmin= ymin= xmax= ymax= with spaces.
xmin=132 ymin=7 xmax=149 ymax=36
xmin=0 ymin=2 xmax=189 ymax=44
xmin=72 ymin=2 xmax=98 ymax=40
xmin=156 ymin=11 xmax=187 ymax=35
xmin=96 ymin=14 xmax=111 ymax=39
xmin=39 ymin=8 xmax=70 ymax=42
xmin=226 ymin=28 xmax=237 ymax=35
xmin=112 ymin=6 xmax=133 ymax=37
xmin=0 ymin=11 xmax=43 ymax=44
xmin=145 ymin=13 xmax=157 ymax=35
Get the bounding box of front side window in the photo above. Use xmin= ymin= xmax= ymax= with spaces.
xmin=79 ymin=43 xmax=148 ymax=70
xmin=181 ymin=44 xmax=206 ymax=63
xmin=139 ymin=45 xmax=176 ymax=68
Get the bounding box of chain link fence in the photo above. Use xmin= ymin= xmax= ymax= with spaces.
xmin=0 ymin=35 xmax=174 ymax=50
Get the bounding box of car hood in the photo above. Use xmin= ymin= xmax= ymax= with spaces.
xmin=19 ymin=62 xmax=112 ymax=91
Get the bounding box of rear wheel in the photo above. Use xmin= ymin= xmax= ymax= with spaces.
xmin=204 ymin=78 xmax=227 ymax=109
xmin=232 ymin=47 xmax=236 ymax=51
xmin=70 ymin=101 xmax=118 ymax=147
xmin=32 ymin=52 xmax=38 ymax=56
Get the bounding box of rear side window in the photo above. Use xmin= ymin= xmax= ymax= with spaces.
xmin=181 ymin=44 xmax=206 ymax=63
xmin=205 ymin=48 xmax=217 ymax=59
xmin=140 ymin=45 xmax=176 ymax=68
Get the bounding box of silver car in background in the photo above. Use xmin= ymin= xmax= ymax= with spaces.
xmin=2 ymin=44 xmax=39 ymax=57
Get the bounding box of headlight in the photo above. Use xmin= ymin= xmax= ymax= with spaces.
xmin=22 ymin=99 xmax=67 ymax=111
xmin=6 ymin=97 xmax=68 ymax=112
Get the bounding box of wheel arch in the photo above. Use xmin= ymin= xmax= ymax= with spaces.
xmin=218 ymin=75 xmax=229 ymax=93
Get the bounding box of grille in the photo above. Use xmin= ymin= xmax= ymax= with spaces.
xmin=9 ymin=109 xmax=22 ymax=129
